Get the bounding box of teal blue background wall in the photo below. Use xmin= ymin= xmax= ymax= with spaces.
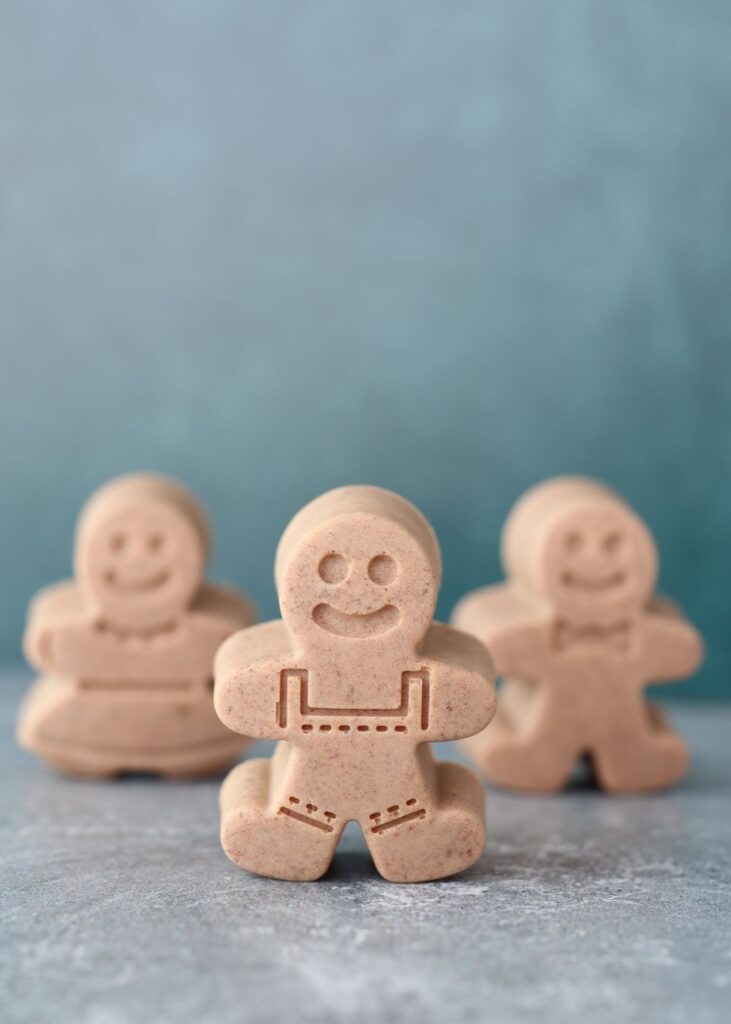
xmin=1 ymin=2 xmax=729 ymax=696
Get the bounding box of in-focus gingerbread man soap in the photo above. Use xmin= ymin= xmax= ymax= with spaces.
xmin=452 ymin=476 xmax=703 ymax=794
xmin=214 ymin=486 xmax=496 ymax=881
xmin=18 ymin=473 xmax=256 ymax=778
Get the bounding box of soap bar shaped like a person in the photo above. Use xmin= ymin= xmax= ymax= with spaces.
xmin=214 ymin=486 xmax=496 ymax=882
xmin=452 ymin=476 xmax=703 ymax=794
xmin=18 ymin=473 xmax=256 ymax=778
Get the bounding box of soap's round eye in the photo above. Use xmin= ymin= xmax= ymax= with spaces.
xmin=110 ymin=532 xmax=127 ymax=554
xmin=318 ymin=553 xmax=349 ymax=584
xmin=564 ymin=530 xmax=582 ymax=553
xmin=603 ymin=531 xmax=623 ymax=554
xmin=148 ymin=531 xmax=164 ymax=552
xmin=367 ymin=554 xmax=398 ymax=585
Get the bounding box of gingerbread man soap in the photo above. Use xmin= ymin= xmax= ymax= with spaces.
xmin=18 ymin=473 xmax=256 ymax=778
xmin=453 ymin=477 xmax=703 ymax=794
xmin=214 ymin=486 xmax=496 ymax=882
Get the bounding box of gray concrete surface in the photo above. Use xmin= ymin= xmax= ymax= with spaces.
xmin=1 ymin=668 xmax=729 ymax=1024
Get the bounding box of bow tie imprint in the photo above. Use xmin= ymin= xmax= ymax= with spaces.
xmin=553 ymin=620 xmax=632 ymax=654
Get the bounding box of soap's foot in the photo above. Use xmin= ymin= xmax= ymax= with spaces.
xmin=592 ymin=729 xmax=689 ymax=794
xmin=366 ymin=762 xmax=485 ymax=883
xmin=220 ymin=759 xmax=342 ymax=881
xmin=464 ymin=708 xmax=577 ymax=793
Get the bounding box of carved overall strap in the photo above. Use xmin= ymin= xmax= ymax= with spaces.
xmin=276 ymin=668 xmax=430 ymax=730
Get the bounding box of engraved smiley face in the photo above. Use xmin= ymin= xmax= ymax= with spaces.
xmin=77 ymin=498 xmax=205 ymax=630
xmin=312 ymin=550 xmax=401 ymax=638
xmin=543 ymin=503 xmax=657 ymax=617
xmin=276 ymin=491 xmax=440 ymax=647
xmin=102 ymin=516 xmax=171 ymax=593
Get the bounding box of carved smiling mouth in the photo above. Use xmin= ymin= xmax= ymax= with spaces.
xmin=105 ymin=569 xmax=170 ymax=593
xmin=561 ymin=570 xmax=625 ymax=592
xmin=312 ymin=603 xmax=400 ymax=638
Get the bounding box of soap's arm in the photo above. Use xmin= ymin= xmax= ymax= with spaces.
xmin=213 ymin=620 xmax=296 ymax=739
xmin=451 ymin=584 xmax=546 ymax=679
xmin=418 ymin=623 xmax=497 ymax=742
xmin=23 ymin=581 xmax=86 ymax=672
xmin=642 ymin=597 xmax=704 ymax=682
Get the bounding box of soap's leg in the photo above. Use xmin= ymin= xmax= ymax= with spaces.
xmin=482 ymin=734 xmax=578 ymax=792
xmin=465 ymin=702 xmax=578 ymax=792
xmin=366 ymin=762 xmax=485 ymax=883
xmin=220 ymin=758 xmax=342 ymax=881
xmin=592 ymin=705 xmax=689 ymax=793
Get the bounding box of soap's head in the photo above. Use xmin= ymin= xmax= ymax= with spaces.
xmin=502 ymin=477 xmax=657 ymax=622
xmin=74 ymin=474 xmax=209 ymax=630
xmin=275 ymin=486 xmax=441 ymax=649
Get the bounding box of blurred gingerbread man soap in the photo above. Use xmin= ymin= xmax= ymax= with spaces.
xmin=453 ymin=477 xmax=703 ymax=794
xmin=18 ymin=474 xmax=256 ymax=777
xmin=214 ymin=486 xmax=496 ymax=882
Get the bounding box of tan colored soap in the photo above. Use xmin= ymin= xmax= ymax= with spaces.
xmin=214 ymin=486 xmax=496 ymax=882
xmin=18 ymin=473 xmax=256 ymax=778
xmin=453 ymin=476 xmax=703 ymax=794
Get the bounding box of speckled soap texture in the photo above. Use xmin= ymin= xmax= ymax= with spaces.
xmin=453 ymin=477 xmax=703 ymax=794
xmin=214 ymin=485 xmax=497 ymax=881
xmin=18 ymin=473 xmax=256 ymax=778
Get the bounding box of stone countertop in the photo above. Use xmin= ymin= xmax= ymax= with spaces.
xmin=1 ymin=669 xmax=729 ymax=1024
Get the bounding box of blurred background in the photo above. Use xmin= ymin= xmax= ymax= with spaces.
xmin=1 ymin=1 xmax=729 ymax=696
